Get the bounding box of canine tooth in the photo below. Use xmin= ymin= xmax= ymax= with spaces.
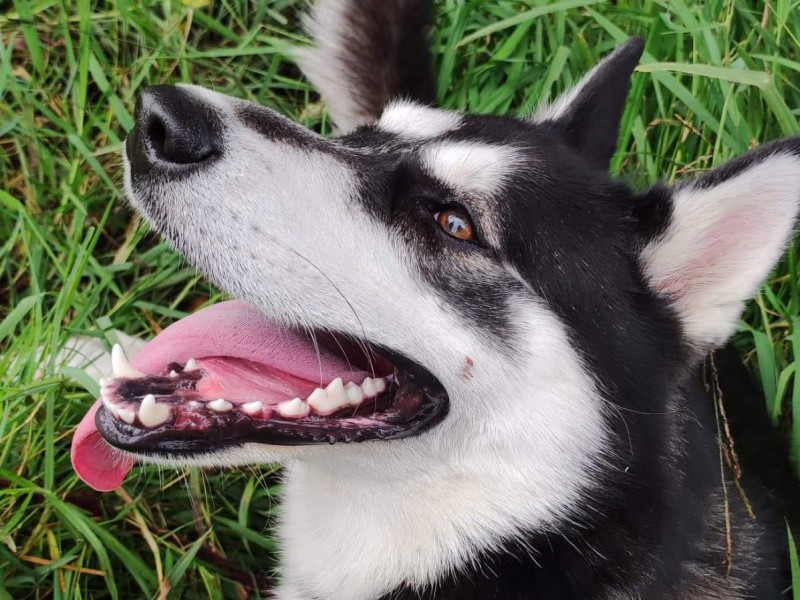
xmin=241 ymin=401 xmax=263 ymax=416
xmin=362 ymin=377 xmax=378 ymax=398
xmin=307 ymin=387 xmax=339 ymax=415
xmin=276 ymin=398 xmax=310 ymax=418
xmin=325 ymin=378 xmax=348 ymax=408
xmin=118 ymin=408 xmax=136 ymax=424
xmin=184 ymin=358 xmax=199 ymax=372
xmin=208 ymin=398 xmax=233 ymax=412
xmin=344 ymin=382 xmax=364 ymax=405
xmin=169 ymin=370 xmax=179 ymax=378
xmin=112 ymin=344 xmax=146 ymax=379
xmin=138 ymin=394 xmax=170 ymax=428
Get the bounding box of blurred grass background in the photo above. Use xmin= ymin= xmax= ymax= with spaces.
xmin=1 ymin=0 xmax=800 ymax=597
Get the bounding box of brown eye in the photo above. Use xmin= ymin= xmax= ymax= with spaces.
xmin=435 ymin=209 xmax=475 ymax=241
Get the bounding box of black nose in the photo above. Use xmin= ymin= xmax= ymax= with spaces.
xmin=127 ymin=85 xmax=221 ymax=174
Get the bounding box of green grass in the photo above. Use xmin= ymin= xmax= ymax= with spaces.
xmin=1 ymin=0 xmax=800 ymax=597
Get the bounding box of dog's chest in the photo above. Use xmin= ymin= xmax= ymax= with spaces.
xmin=274 ymin=460 xmax=552 ymax=600
xmin=275 ymin=464 xmax=478 ymax=599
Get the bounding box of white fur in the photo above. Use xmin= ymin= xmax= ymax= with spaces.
xmin=422 ymin=142 xmax=523 ymax=197
xmin=123 ymin=86 xmax=609 ymax=599
xmin=293 ymin=0 xmax=370 ymax=132
xmin=533 ymin=43 xmax=627 ymax=123
xmin=378 ymin=100 xmax=462 ymax=139
xmin=641 ymin=152 xmax=800 ymax=348
xmin=533 ymin=78 xmax=586 ymax=123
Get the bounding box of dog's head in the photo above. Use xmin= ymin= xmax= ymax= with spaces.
xmin=73 ymin=21 xmax=799 ymax=561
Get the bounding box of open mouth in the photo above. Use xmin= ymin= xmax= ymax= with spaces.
xmin=71 ymin=301 xmax=448 ymax=491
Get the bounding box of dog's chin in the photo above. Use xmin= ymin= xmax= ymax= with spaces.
xmin=91 ymin=301 xmax=449 ymax=461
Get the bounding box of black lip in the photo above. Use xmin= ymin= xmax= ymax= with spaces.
xmin=96 ymin=354 xmax=449 ymax=456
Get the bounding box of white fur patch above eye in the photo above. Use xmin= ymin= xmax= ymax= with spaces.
xmin=641 ymin=150 xmax=800 ymax=348
xmin=421 ymin=142 xmax=524 ymax=197
xmin=378 ymin=101 xmax=462 ymax=139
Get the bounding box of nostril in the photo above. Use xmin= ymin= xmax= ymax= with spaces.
xmin=149 ymin=108 xmax=216 ymax=165
xmin=129 ymin=85 xmax=221 ymax=172
xmin=162 ymin=128 xmax=215 ymax=164
xmin=146 ymin=115 xmax=167 ymax=161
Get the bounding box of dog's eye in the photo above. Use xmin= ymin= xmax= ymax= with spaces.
xmin=435 ymin=209 xmax=475 ymax=242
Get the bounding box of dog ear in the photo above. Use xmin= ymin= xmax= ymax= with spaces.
xmin=295 ymin=0 xmax=437 ymax=133
xmin=533 ymin=37 xmax=644 ymax=171
xmin=639 ymin=139 xmax=800 ymax=350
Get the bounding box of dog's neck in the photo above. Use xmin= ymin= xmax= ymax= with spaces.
xmin=275 ymin=441 xmax=598 ymax=599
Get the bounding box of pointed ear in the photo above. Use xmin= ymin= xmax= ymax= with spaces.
xmin=640 ymin=139 xmax=800 ymax=350
xmin=533 ymin=37 xmax=644 ymax=170
xmin=295 ymin=0 xmax=437 ymax=132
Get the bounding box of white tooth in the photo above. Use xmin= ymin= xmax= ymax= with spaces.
xmin=99 ymin=378 xmax=111 ymax=388
xmin=373 ymin=378 xmax=387 ymax=393
xmin=307 ymin=387 xmax=339 ymax=415
xmin=344 ymin=382 xmax=364 ymax=405
xmin=276 ymin=398 xmax=310 ymax=418
xmin=184 ymin=358 xmax=199 ymax=372
xmin=102 ymin=396 xmax=118 ymax=417
xmin=111 ymin=343 xmax=145 ymax=379
xmin=325 ymin=378 xmax=348 ymax=408
xmin=138 ymin=394 xmax=170 ymax=428
xmin=241 ymin=401 xmax=263 ymax=416
xmin=208 ymin=398 xmax=233 ymax=413
xmin=118 ymin=408 xmax=136 ymax=424
xmin=169 ymin=370 xmax=179 ymax=378
xmin=362 ymin=377 xmax=378 ymax=398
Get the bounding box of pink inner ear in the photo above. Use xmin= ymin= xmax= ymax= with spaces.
xmin=651 ymin=206 xmax=765 ymax=299
xmin=653 ymin=273 xmax=686 ymax=297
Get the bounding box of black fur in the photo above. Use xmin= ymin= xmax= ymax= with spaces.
xmin=537 ymin=37 xmax=645 ymax=170
xmin=688 ymin=137 xmax=800 ymax=189
xmin=291 ymin=91 xmax=798 ymax=596
xmin=271 ymin=90 xmax=797 ymax=600
xmin=325 ymin=0 xmax=436 ymax=123
xmin=373 ymin=350 xmax=798 ymax=599
xmin=295 ymin=6 xmax=799 ymax=598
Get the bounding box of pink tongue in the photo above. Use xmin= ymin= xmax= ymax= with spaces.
xmin=71 ymin=400 xmax=133 ymax=492
xmin=71 ymin=300 xmax=371 ymax=491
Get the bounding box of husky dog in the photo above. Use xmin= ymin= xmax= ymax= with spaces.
xmin=71 ymin=0 xmax=800 ymax=597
